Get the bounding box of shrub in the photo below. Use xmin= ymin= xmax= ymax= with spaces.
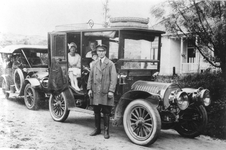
xmin=155 ymin=71 xmax=226 ymax=139
xmin=0 ymin=65 xmax=3 ymax=87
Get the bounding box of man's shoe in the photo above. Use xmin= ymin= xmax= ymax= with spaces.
xmin=103 ymin=114 xmax=110 ymax=139
xmin=104 ymin=126 xmax=110 ymax=139
xmin=90 ymin=113 xmax=101 ymax=136
xmin=90 ymin=128 xmax=101 ymax=136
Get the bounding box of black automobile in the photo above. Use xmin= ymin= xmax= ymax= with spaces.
xmin=47 ymin=18 xmax=211 ymax=146
xmin=0 ymin=45 xmax=49 ymax=110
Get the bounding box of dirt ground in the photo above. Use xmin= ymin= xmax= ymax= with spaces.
xmin=1 ymin=90 xmax=226 ymax=150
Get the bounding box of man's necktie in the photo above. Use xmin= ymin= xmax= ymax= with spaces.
xmin=100 ymin=59 xmax=102 ymax=67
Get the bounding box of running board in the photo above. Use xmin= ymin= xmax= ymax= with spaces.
xmin=5 ymin=90 xmax=20 ymax=94
xmin=68 ymin=107 xmax=94 ymax=115
xmin=5 ymin=91 xmax=22 ymax=97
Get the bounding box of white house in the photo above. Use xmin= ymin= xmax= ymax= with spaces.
xmin=159 ymin=34 xmax=212 ymax=75
xmin=151 ymin=21 xmax=214 ymax=76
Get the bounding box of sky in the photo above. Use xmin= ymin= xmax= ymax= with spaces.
xmin=0 ymin=0 xmax=165 ymax=36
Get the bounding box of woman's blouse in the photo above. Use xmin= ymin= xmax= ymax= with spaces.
xmin=68 ymin=53 xmax=81 ymax=68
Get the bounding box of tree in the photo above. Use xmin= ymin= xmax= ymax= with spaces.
xmin=151 ymin=0 xmax=226 ymax=80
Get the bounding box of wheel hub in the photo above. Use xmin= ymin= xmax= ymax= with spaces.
xmin=28 ymin=92 xmax=32 ymax=98
xmin=54 ymin=101 xmax=62 ymax=107
xmin=136 ymin=117 xmax=145 ymax=126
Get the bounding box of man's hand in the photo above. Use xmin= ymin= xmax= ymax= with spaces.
xmin=108 ymin=91 xmax=114 ymax=99
xmin=88 ymin=90 xmax=93 ymax=98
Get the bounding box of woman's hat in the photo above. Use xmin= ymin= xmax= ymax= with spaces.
xmin=68 ymin=42 xmax=77 ymax=49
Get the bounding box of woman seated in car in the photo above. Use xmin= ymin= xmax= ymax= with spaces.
xmin=68 ymin=42 xmax=81 ymax=91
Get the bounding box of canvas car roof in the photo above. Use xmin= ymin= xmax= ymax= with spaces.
xmin=50 ymin=27 xmax=165 ymax=35
xmin=0 ymin=45 xmax=47 ymax=54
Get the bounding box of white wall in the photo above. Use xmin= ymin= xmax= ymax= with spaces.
xmin=160 ymin=36 xmax=214 ymax=75
xmin=160 ymin=36 xmax=181 ymax=75
xmin=159 ymin=37 xmax=171 ymax=75
xmin=169 ymin=38 xmax=181 ymax=74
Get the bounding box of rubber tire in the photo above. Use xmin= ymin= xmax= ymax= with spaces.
xmin=49 ymin=92 xmax=70 ymax=122
xmin=175 ymin=105 xmax=208 ymax=138
xmin=123 ymin=99 xmax=161 ymax=146
xmin=24 ymin=84 xmax=42 ymax=110
xmin=14 ymin=68 xmax=25 ymax=92
xmin=2 ymin=79 xmax=9 ymax=99
xmin=110 ymin=17 xmax=149 ymax=24
xmin=110 ymin=22 xmax=148 ymax=28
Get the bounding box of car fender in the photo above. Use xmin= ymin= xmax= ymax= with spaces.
xmin=1 ymin=74 xmax=12 ymax=90
xmin=63 ymin=88 xmax=76 ymax=108
xmin=18 ymin=78 xmax=41 ymax=96
xmin=1 ymin=75 xmax=8 ymax=84
xmin=112 ymin=90 xmax=160 ymax=126
xmin=25 ymin=78 xmax=41 ymax=88
xmin=1 ymin=74 xmax=14 ymax=85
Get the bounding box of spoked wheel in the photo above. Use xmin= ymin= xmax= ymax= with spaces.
xmin=175 ymin=104 xmax=208 ymax=138
xmin=24 ymin=84 xmax=43 ymax=110
xmin=123 ymin=99 xmax=161 ymax=146
xmin=49 ymin=92 xmax=70 ymax=122
xmin=2 ymin=79 xmax=9 ymax=99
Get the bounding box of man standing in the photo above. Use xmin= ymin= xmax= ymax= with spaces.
xmin=87 ymin=44 xmax=117 ymax=139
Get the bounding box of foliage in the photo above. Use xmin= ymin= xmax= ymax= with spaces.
xmin=155 ymin=71 xmax=226 ymax=139
xmin=150 ymin=0 xmax=226 ymax=80
xmin=0 ymin=66 xmax=2 ymax=87
xmin=0 ymin=33 xmax=47 ymax=47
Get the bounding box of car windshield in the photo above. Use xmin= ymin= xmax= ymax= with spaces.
xmin=9 ymin=49 xmax=48 ymax=68
xmin=26 ymin=52 xmax=48 ymax=67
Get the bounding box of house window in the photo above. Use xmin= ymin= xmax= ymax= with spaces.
xmin=187 ymin=39 xmax=196 ymax=63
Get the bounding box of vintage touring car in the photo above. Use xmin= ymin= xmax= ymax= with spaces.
xmin=47 ymin=19 xmax=211 ymax=146
xmin=0 ymin=45 xmax=49 ymax=110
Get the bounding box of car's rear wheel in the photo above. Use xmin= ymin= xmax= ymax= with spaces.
xmin=24 ymin=83 xmax=43 ymax=110
xmin=14 ymin=68 xmax=25 ymax=92
xmin=49 ymin=92 xmax=70 ymax=122
xmin=2 ymin=79 xmax=9 ymax=99
xmin=123 ymin=99 xmax=161 ymax=146
xmin=175 ymin=104 xmax=208 ymax=138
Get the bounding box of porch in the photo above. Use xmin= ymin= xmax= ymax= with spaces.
xmin=181 ymin=63 xmax=200 ymax=74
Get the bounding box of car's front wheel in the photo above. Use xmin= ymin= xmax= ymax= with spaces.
xmin=24 ymin=84 xmax=44 ymax=110
xmin=123 ymin=99 xmax=161 ymax=146
xmin=175 ymin=104 xmax=208 ymax=138
xmin=49 ymin=92 xmax=70 ymax=122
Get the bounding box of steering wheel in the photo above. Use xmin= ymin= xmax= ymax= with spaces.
xmin=82 ymin=65 xmax=90 ymax=75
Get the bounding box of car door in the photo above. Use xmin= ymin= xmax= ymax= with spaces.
xmin=49 ymin=32 xmax=68 ymax=76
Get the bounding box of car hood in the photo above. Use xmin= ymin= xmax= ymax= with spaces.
xmin=132 ymin=81 xmax=181 ymax=108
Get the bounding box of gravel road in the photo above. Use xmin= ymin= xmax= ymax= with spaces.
xmin=0 ymin=90 xmax=226 ymax=150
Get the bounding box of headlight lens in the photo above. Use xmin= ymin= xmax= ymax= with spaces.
xmin=41 ymin=78 xmax=49 ymax=88
xmin=23 ymin=68 xmax=28 ymax=72
xmin=176 ymin=91 xmax=189 ymax=110
xmin=200 ymin=89 xmax=211 ymax=106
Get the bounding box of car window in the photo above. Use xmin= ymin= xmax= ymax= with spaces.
xmin=109 ymin=38 xmax=118 ymax=59
xmin=122 ymin=36 xmax=159 ymax=70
